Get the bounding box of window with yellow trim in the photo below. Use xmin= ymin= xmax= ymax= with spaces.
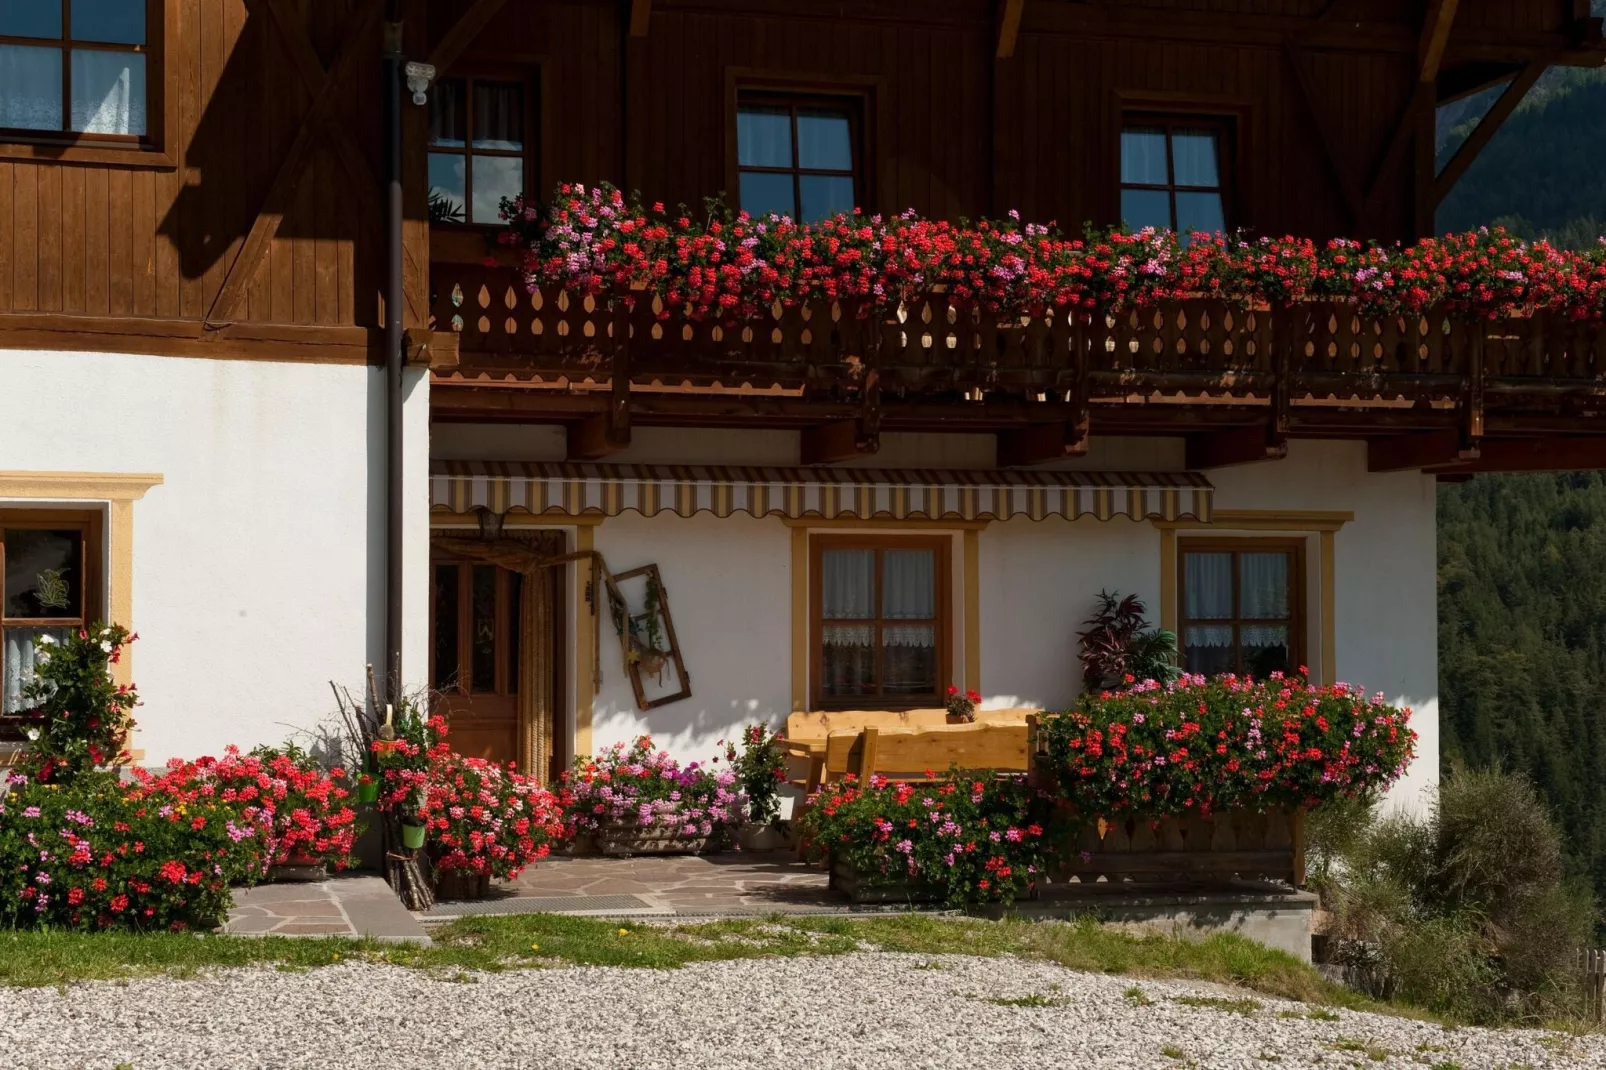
xmin=1178 ymin=537 xmax=1304 ymax=678
xmin=811 ymin=535 xmax=949 ymax=709
xmin=1 ymin=508 xmax=105 ymax=717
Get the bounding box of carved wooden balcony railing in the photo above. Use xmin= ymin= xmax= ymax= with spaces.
xmin=429 ymin=263 xmax=1606 ymax=468
xmin=430 ymin=263 xmax=1606 ymax=397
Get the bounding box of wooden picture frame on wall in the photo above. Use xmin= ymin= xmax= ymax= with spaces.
xmin=610 ymin=563 xmax=691 ymax=711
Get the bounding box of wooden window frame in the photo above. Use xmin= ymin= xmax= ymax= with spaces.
xmin=733 ymin=88 xmax=865 ymax=222
xmin=1177 ymin=537 xmax=1306 ymax=678
xmin=809 ymin=534 xmax=951 ymax=711
xmin=1 ymin=507 xmax=106 ymax=720
xmin=0 ymin=0 xmax=177 ymax=168
xmin=1118 ymin=113 xmax=1235 ymax=232
xmin=427 ymin=69 xmax=538 ymax=231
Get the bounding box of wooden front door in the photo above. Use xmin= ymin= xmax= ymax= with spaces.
xmin=430 ymin=559 xmax=523 ymax=764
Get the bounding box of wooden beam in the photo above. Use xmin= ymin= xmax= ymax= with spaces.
xmin=1433 ymin=57 xmax=1550 ymax=205
xmin=996 ymin=0 xmax=1025 ymax=59
xmin=1185 ymin=426 xmax=1288 ymax=470
xmin=1368 ymin=430 xmax=1477 ymax=472
xmin=997 ymin=422 xmax=1087 ymax=467
xmin=629 ymin=0 xmax=652 ymax=37
xmin=427 ymin=0 xmax=510 ymax=74
xmin=1419 ymin=0 xmax=1461 ymax=84
xmin=801 ymin=421 xmax=869 ymax=466
xmin=1284 ymin=42 xmax=1367 ymax=228
xmin=567 ymin=413 xmax=629 ymax=461
xmin=1428 ymin=437 xmax=1606 ymax=473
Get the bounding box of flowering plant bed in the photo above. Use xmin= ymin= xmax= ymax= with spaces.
xmin=561 ymin=736 xmax=748 ymax=851
xmin=798 ymin=772 xmax=1051 ymax=907
xmin=0 ymin=771 xmax=262 ymax=931
xmin=422 ymin=750 xmax=566 ymax=883
xmin=501 ymin=184 xmax=1606 ymax=324
xmin=1034 ymin=673 xmax=1416 ymax=819
xmin=129 ymin=744 xmax=360 ymax=875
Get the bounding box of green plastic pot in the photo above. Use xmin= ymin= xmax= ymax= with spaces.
xmin=400 ymin=821 xmax=427 ymax=850
xmin=357 ymin=779 xmax=380 ymax=804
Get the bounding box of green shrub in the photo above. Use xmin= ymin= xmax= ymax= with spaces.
xmin=1312 ymin=766 xmax=1599 ymax=1024
xmin=12 ymin=624 xmax=137 ymax=783
xmin=0 ymin=772 xmax=261 ymax=932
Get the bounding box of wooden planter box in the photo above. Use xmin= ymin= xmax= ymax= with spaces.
xmin=594 ymin=820 xmax=711 ymax=857
xmin=829 ymin=857 xmax=944 ymax=904
xmin=1052 ymin=806 xmax=1306 ymax=886
xmin=266 ymin=855 xmax=328 ymax=883
xmin=433 ymin=868 xmax=492 ymax=901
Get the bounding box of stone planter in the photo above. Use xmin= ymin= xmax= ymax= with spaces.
xmin=594 ymin=820 xmax=710 ymax=857
xmin=737 ymin=821 xmax=795 ymax=853
xmin=433 ymin=868 xmax=492 ymax=901
xmin=829 ymin=857 xmax=943 ymax=904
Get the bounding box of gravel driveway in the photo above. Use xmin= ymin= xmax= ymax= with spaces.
xmin=1 ymin=954 xmax=1597 ymax=1069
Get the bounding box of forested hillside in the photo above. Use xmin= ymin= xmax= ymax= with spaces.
xmin=1439 ymin=477 xmax=1606 ymax=901
xmin=1436 ymin=36 xmax=1606 ymax=908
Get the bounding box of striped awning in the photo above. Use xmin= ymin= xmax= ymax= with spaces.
xmin=430 ymin=462 xmax=1213 ymax=523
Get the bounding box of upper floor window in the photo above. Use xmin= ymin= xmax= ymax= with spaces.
xmin=737 ymin=94 xmax=859 ymax=223
xmin=1179 ymin=539 xmax=1303 ymax=680
xmin=1120 ymin=119 xmax=1229 ymax=236
xmin=812 ymin=536 xmax=948 ymax=708
xmin=429 ymin=76 xmax=531 ymax=226
xmin=0 ymin=0 xmax=152 ymax=140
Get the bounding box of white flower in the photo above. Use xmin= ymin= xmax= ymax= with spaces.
xmin=24 ymin=729 xmax=39 ymax=742
xmin=36 ymin=634 xmax=56 ymax=646
xmin=100 ymin=641 xmax=113 ymax=653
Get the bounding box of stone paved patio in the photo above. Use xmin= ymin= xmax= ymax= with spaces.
xmin=420 ymin=852 xmax=840 ymax=920
xmin=223 ymin=875 xmax=431 ymax=943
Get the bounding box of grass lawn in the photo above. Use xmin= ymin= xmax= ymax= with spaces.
xmin=0 ymin=912 xmax=1410 ymax=1018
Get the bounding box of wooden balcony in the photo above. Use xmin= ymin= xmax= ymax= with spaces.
xmin=427 ymin=262 xmax=1606 ymax=472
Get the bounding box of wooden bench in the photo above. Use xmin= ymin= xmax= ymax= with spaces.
xmin=823 ymin=721 xmax=1032 ymax=785
xmin=783 ymin=708 xmax=1034 ymax=795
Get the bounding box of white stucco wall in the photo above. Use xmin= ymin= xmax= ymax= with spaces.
xmin=2 ymin=350 xmax=431 ymax=763
xmin=433 ymin=425 xmax=1441 ymax=813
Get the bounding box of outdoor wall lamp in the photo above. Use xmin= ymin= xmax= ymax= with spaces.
xmin=404 ymin=61 xmax=436 ymax=105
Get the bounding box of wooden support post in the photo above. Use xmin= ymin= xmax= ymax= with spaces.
xmin=1419 ymin=0 xmax=1461 ymax=84
xmin=1368 ymin=430 xmax=1475 ymax=472
xmin=998 ymin=422 xmax=1086 ymax=467
xmin=996 ymin=0 xmax=1024 ymax=58
xmin=629 ymin=0 xmax=652 ymax=37
xmin=1428 ymin=438 xmax=1606 ymax=474
xmin=1434 ymin=58 xmax=1550 ymax=206
xmin=568 ymin=413 xmax=628 ymax=461
xmin=1185 ymin=426 xmax=1288 ymax=470
xmin=1462 ymin=328 xmax=1485 ymax=452
xmin=801 ymin=420 xmax=871 ymax=466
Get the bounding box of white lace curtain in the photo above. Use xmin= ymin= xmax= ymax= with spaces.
xmin=2 ymin=628 xmax=65 ymax=715
xmin=821 ymin=548 xmax=936 ymax=649
xmin=1184 ymin=550 xmax=1289 ymax=620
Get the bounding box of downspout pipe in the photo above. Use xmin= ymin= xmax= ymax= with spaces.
xmin=383 ymin=4 xmax=405 ymax=698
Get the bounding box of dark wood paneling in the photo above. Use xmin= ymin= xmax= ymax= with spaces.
xmin=0 ymin=0 xmax=1578 ymax=351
